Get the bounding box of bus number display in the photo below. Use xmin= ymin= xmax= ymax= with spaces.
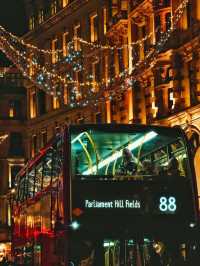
xmin=159 ymin=196 xmax=177 ymax=213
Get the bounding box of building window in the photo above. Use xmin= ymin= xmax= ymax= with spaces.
xmin=38 ymin=90 xmax=46 ymax=115
xmin=118 ymin=48 xmax=124 ymax=72
xmin=38 ymin=9 xmax=44 ymax=24
xmin=165 ymin=12 xmax=171 ymax=31
xmin=103 ymin=8 xmax=107 ymax=34
xmin=41 ymin=130 xmax=47 ymax=147
xmin=9 ymin=132 xmax=23 ymax=156
xmin=51 ymin=0 xmax=57 ymax=15
xmin=63 ymin=32 xmax=69 ymax=57
xmin=63 ymin=0 xmax=68 ymax=7
xmin=53 ymin=96 xmax=60 ymax=109
xmin=9 ymin=165 xmax=22 ymax=188
xmin=155 ymin=15 xmax=161 ymax=40
xmin=77 ymin=70 xmax=84 ymax=84
xmin=121 ymin=0 xmax=128 ymax=10
xmin=90 ymin=14 xmax=98 ymax=42
xmin=168 ymin=88 xmax=175 ymax=110
xmin=30 ymin=88 xmax=37 ymax=118
xmin=9 ymin=100 xmax=21 ymax=118
xmin=96 ymin=112 xmax=102 ymax=123
xmin=112 ymin=0 xmax=118 ymax=16
xmin=186 ymin=1 xmax=192 ymax=28
xmin=9 ymin=104 xmax=14 ymax=118
xmin=52 ymin=38 xmax=59 ymax=64
xmin=92 ymin=61 xmax=100 ymax=83
xmin=64 ymin=86 xmax=68 ymax=105
xmin=29 ymin=16 xmax=35 ymax=30
xmin=74 ymin=24 xmax=81 ymax=51
xmin=188 ymin=61 xmax=198 ymax=105
xmin=31 ymin=135 xmax=37 ymax=158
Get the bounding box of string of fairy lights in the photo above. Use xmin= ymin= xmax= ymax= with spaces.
xmin=0 ymin=24 xmax=156 ymax=53
xmin=0 ymin=0 xmax=189 ymax=109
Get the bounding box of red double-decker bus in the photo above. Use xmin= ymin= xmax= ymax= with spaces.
xmin=12 ymin=124 xmax=199 ymax=266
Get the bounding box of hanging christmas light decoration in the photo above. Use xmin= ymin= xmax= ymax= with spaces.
xmin=0 ymin=0 xmax=189 ymax=107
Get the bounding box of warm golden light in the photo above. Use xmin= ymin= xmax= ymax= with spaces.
xmin=90 ymin=14 xmax=98 ymax=42
xmin=63 ymin=32 xmax=69 ymax=57
xmin=30 ymin=89 xmax=36 ymax=118
xmin=53 ymin=96 xmax=60 ymax=109
xmin=9 ymin=107 xmax=14 ymax=118
xmin=103 ymin=8 xmax=107 ymax=34
xmin=63 ymin=0 xmax=68 ymax=8
xmin=52 ymin=39 xmax=58 ymax=64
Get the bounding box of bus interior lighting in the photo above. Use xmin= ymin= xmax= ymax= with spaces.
xmin=82 ymin=131 xmax=158 ymax=175
xmin=71 ymin=132 xmax=86 ymax=144
xmin=103 ymin=241 xmax=115 ymax=247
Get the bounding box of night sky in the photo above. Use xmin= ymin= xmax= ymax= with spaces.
xmin=0 ymin=0 xmax=27 ymax=35
xmin=0 ymin=0 xmax=27 ymax=66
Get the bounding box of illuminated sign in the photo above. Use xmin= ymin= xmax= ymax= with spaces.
xmin=159 ymin=196 xmax=177 ymax=212
xmin=85 ymin=199 xmax=141 ymax=209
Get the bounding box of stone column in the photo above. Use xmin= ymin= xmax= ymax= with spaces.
xmin=181 ymin=62 xmax=190 ymax=108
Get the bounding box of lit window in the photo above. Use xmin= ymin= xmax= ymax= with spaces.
xmin=104 ymin=55 xmax=109 ymax=85
xmin=30 ymin=88 xmax=37 ymax=118
xmin=103 ymin=8 xmax=107 ymax=34
xmin=51 ymin=0 xmax=57 ymax=15
xmin=9 ymin=106 xmax=14 ymax=118
xmin=29 ymin=16 xmax=35 ymax=30
xmin=63 ymin=32 xmax=69 ymax=57
xmin=112 ymin=0 xmax=118 ymax=16
xmin=90 ymin=14 xmax=98 ymax=42
xmin=53 ymin=96 xmax=60 ymax=109
xmin=38 ymin=9 xmax=44 ymax=24
xmin=121 ymin=0 xmax=128 ymax=10
xmin=64 ymin=86 xmax=68 ymax=105
xmin=52 ymin=38 xmax=59 ymax=64
xmin=74 ymin=24 xmax=81 ymax=51
xmin=63 ymin=0 xmax=68 ymax=7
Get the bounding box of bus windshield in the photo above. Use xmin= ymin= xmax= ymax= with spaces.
xmin=70 ymin=126 xmax=189 ymax=180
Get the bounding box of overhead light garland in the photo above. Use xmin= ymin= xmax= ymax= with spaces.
xmin=0 ymin=0 xmax=188 ymax=54
xmin=0 ymin=0 xmax=189 ymax=107
xmin=0 ymin=24 xmax=157 ymax=53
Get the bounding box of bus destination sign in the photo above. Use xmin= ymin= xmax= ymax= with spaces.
xmin=84 ymin=199 xmax=141 ymax=209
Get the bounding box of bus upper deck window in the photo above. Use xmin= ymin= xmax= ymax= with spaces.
xmin=70 ymin=127 xmax=191 ymax=181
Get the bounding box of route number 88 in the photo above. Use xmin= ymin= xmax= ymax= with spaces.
xmin=159 ymin=197 xmax=177 ymax=212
